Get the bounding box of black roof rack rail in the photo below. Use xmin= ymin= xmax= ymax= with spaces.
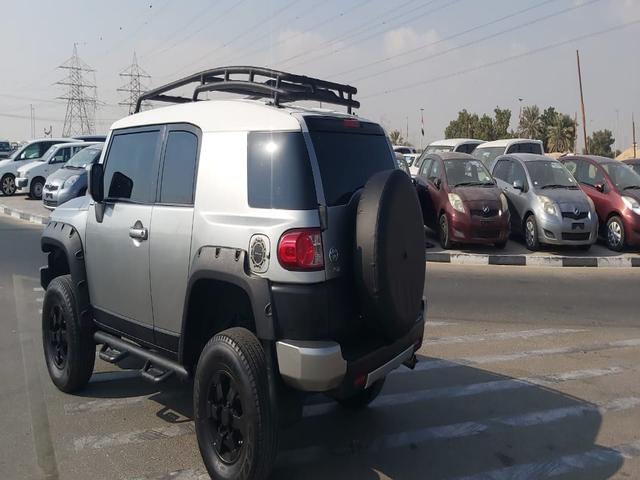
xmin=135 ymin=66 xmax=359 ymax=114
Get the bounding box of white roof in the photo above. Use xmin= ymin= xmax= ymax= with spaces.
xmin=26 ymin=137 xmax=75 ymax=144
xmin=428 ymin=138 xmax=484 ymax=147
xmin=48 ymin=141 xmax=98 ymax=150
xmin=476 ymin=138 xmax=543 ymax=148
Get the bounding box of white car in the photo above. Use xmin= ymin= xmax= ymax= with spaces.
xmin=472 ymin=138 xmax=544 ymax=171
xmin=424 ymin=138 xmax=484 ymax=155
xmin=16 ymin=142 xmax=96 ymax=199
xmin=0 ymin=138 xmax=75 ymax=196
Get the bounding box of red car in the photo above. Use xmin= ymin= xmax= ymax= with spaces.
xmin=562 ymin=155 xmax=640 ymax=251
xmin=414 ymin=152 xmax=510 ymax=249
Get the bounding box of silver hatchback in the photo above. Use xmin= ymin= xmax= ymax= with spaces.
xmin=492 ymin=154 xmax=598 ymax=250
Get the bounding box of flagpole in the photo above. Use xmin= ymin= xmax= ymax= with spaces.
xmin=420 ymin=108 xmax=424 ymax=150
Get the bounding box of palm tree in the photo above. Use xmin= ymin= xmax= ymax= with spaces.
xmin=518 ymin=105 xmax=544 ymax=140
xmin=547 ymin=114 xmax=576 ymax=153
xmin=388 ymin=129 xmax=406 ymax=145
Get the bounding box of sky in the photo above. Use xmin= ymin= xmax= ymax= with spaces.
xmin=1 ymin=0 xmax=639 ymax=151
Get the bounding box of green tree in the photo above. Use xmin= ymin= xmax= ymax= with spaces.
xmin=588 ymin=129 xmax=615 ymax=157
xmin=518 ymin=105 xmax=544 ymax=139
xmin=389 ymin=129 xmax=407 ymax=145
xmin=540 ymin=107 xmax=558 ymax=150
xmin=546 ymin=113 xmax=576 ymax=153
xmin=444 ymin=107 xmax=512 ymax=141
xmin=493 ymin=107 xmax=512 ymax=139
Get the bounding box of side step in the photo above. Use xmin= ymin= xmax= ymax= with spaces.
xmin=94 ymin=331 xmax=189 ymax=382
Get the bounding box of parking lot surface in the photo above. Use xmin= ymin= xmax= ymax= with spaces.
xmin=2 ymin=213 xmax=638 ymax=480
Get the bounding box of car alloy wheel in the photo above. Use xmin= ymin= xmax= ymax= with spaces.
xmin=439 ymin=214 xmax=451 ymax=249
xmin=32 ymin=180 xmax=44 ymax=199
xmin=47 ymin=304 xmax=68 ymax=369
xmin=525 ymin=217 xmax=536 ymax=249
xmin=207 ymin=371 xmax=246 ymax=464
xmin=1 ymin=174 xmax=16 ymax=195
xmin=607 ymin=217 xmax=624 ymax=250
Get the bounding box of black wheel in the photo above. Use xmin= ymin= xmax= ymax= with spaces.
xmin=335 ymin=378 xmax=385 ymax=410
xmin=495 ymin=239 xmax=507 ymax=249
xmin=439 ymin=213 xmax=452 ymax=249
xmin=1 ymin=173 xmax=16 ymax=196
xmin=524 ymin=214 xmax=540 ymax=251
xmin=29 ymin=177 xmax=45 ymax=199
xmin=606 ymin=216 xmax=625 ymax=252
xmin=194 ymin=328 xmax=278 ymax=480
xmin=42 ymin=274 xmax=95 ymax=393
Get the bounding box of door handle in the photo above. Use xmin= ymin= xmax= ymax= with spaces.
xmin=129 ymin=226 xmax=148 ymax=240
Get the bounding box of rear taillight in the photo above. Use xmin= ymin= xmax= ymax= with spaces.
xmin=277 ymin=228 xmax=324 ymax=271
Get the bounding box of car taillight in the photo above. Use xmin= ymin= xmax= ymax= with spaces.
xmin=343 ymin=118 xmax=360 ymax=128
xmin=277 ymin=228 xmax=324 ymax=271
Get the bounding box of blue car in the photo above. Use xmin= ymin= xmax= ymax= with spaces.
xmin=42 ymin=143 xmax=103 ymax=209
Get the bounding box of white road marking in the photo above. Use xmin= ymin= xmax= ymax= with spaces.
xmin=426 ymin=321 xmax=459 ymax=327
xmin=74 ymin=423 xmax=195 ymax=451
xmin=131 ymin=469 xmax=208 ymax=480
xmin=35 ymin=297 xmax=43 ymax=303
xmin=280 ymin=396 xmax=640 ymax=467
xmin=453 ymin=438 xmax=640 ymax=480
xmin=33 ymin=287 xmax=43 ymax=292
xmin=425 ymin=328 xmax=586 ymax=345
xmin=304 ymin=366 xmax=627 ymax=417
xmin=65 ymin=395 xmax=152 ymax=415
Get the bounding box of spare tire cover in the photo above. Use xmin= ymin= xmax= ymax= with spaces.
xmin=355 ymin=169 xmax=425 ymax=340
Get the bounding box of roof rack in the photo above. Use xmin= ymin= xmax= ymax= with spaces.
xmin=135 ymin=66 xmax=359 ymax=114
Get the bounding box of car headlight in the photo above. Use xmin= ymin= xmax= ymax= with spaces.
xmin=499 ymin=193 xmax=508 ymax=214
xmin=538 ymin=195 xmax=557 ymax=216
xmin=63 ymin=175 xmax=80 ymax=189
xmin=622 ymin=196 xmax=640 ymax=215
xmin=448 ymin=193 xmax=465 ymax=213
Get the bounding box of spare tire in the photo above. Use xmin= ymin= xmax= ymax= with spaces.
xmin=355 ymin=169 xmax=425 ymax=341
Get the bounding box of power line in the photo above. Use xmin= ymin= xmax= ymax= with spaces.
xmin=361 ymin=18 xmax=640 ymax=100
xmin=118 ymin=52 xmax=152 ymax=114
xmin=333 ymin=0 xmax=559 ymax=78
xmin=348 ymin=0 xmax=603 ymax=84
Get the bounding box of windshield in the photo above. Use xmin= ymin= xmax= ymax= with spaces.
xmin=602 ymin=162 xmax=640 ymax=190
xmin=472 ymin=147 xmax=505 ymax=168
xmin=425 ymin=145 xmax=454 ymax=154
xmin=0 ymin=142 xmax=11 ymax=152
xmin=526 ymin=160 xmax=578 ymax=189
xmin=65 ymin=146 xmax=102 ymax=168
xmin=445 ymin=159 xmax=494 ymax=187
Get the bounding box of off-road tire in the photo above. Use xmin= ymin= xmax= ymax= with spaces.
xmin=606 ymin=215 xmax=625 ymax=252
xmin=42 ymin=274 xmax=95 ymax=393
xmin=335 ymin=378 xmax=385 ymax=410
xmin=194 ymin=328 xmax=278 ymax=480
xmin=524 ymin=214 xmax=540 ymax=251
xmin=29 ymin=177 xmax=45 ymax=199
xmin=1 ymin=173 xmax=16 ymax=196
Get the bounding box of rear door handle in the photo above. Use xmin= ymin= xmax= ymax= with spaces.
xmin=129 ymin=226 xmax=148 ymax=240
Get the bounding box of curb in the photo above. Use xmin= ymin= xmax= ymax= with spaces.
xmin=0 ymin=203 xmax=49 ymax=226
xmin=426 ymin=252 xmax=640 ymax=268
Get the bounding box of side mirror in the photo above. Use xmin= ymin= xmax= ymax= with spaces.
xmin=513 ymin=179 xmax=524 ymax=191
xmin=88 ymin=163 xmax=104 ymax=203
xmin=594 ymin=183 xmax=605 ymax=193
xmin=434 ymin=178 xmax=442 ymax=189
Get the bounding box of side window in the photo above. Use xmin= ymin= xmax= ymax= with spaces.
xmin=17 ymin=143 xmax=41 ymax=160
xmin=52 ymin=147 xmax=69 ymax=163
xmin=493 ymin=159 xmax=510 ymax=180
xmin=103 ymin=129 xmax=161 ymax=203
xmin=159 ymin=130 xmax=199 ymax=205
xmin=39 ymin=142 xmax=58 ymax=157
xmin=419 ymin=157 xmax=432 ymax=176
xmin=506 ymin=144 xmax=519 ymax=154
xmin=512 ymin=161 xmax=528 ymax=188
xmin=563 ymin=160 xmax=578 ymax=176
xmin=428 ymin=160 xmax=442 ymax=181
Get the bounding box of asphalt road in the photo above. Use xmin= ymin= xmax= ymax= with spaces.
xmin=1 ymin=213 xmax=639 ymax=480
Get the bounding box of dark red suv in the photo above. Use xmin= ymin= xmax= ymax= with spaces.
xmin=562 ymin=155 xmax=640 ymax=251
xmin=414 ymin=152 xmax=510 ymax=248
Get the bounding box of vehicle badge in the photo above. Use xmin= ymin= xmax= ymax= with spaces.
xmin=329 ymin=247 xmax=339 ymax=263
xmin=249 ymin=234 xmax=270 ymax=274
xmin=482 ymin=206 xmax=490 ymax=215
xmin=574 ymin=207 xmax=580 ymax=216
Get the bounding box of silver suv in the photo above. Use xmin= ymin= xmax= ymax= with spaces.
xmin=39 ymin=67 xmax=426 ymax=480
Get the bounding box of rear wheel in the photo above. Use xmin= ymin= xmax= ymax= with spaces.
xmin=29 ymin=177 xmax=45 ymax=199
xmin=194 ymin=328 xmax=278 ymax=480
xmin=335 ymin=378 xmax=385 ymax=410
xmin=524 ymin=214 xmax=540 ymax=251
xmin=1 ymin=173 xmax=16 ymax=196
xmin=439 ymin=213 xmax=452 ymax=249
xmin=606 ymin=216 xmax=625 ymax=251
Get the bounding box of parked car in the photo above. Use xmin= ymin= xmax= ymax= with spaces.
xmin=424 ymin=138 xmax=484 ymax=155
xmin=473 ymin=138 xmax=544 ymax=171
xmin=38 ymin=66 xmax=426 ymax=480
xmin=0 ymin=140 xmax=14 ymax=159
xmin=394 ymin=152 xmax=411 ymax=175
xmin=493 ymin=154 xmax=597 ymax=251
xmin=392 ymin=145 xmax=416 ymax=155
xmin=622 ymin=158 xmax=640 ymax=176
xmin=15 ymin=142 xmax=96 ymax=199
xmin=0 ymin=138 xmax=75 ymax=195
xmin=414 ymin=152 xmax=510 ymax=248
xmin=42 ymin=143 xmax=104 ymax=209
xmin=562 ymin=155 xmax=640 ymax=251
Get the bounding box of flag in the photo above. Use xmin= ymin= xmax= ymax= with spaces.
xmin=421 ymin=110 xmax=425 ymax=137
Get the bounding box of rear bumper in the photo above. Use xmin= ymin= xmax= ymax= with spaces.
xmin=276 ymin=302 xmax=425 ymax=392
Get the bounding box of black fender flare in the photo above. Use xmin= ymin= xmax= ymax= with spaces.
xmin=40 ymin=221 xmax=91 ymax=324
xmin=178 ymin=246 xmax=275 ymax=364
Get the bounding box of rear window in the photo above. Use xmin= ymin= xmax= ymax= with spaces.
xmin=0 ymin=142 xmax=11 ymax=152
xmin=247 ymin=131 xmax=317 ymax=210
xmin=307 ymin=117 xmax=395 ymax=206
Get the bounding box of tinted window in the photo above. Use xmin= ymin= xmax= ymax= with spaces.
xmin=248 ymin=131 xmax=316 ymax=209
xmin=493 ymin=159 xmax=511 ymax=181
xmin=103 ymin=130 xmax=160 ymax=203
xmin=507 ymin=142 xmax=543 ymax=154
xmin=0 ymin=142 xmax=11 ymax=152
xmin=309 ymin=129 xmax=394 ymax=207
xmin=159 ymin=130 xmax=198 ymax=205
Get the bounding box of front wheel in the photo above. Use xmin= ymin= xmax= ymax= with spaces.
xmin=606 ymin=216 xmax=625 ymax=251
xmin=439 ymin=213 xmax=452 ymax=249
xmin=524 ymin=215 xmax=540 ymax=251
xmin=194 ymin=328 xmax=278 ymax=480
xmin=1 ymin=173 xmax=16 ymax=196
xmin=335 ymin=378 xmax=385 ymax=410
xmin=42 ymin=274 xmax=95 ymax=393
xmin=30 ymin=177 xmax=45 ymax=199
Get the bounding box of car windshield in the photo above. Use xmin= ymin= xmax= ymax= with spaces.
xmin=425 ymin=145 xmax=454 ymax=154
xmin=445 ymin=159 xmax=494 ymax=187
xmin=602 ymin=162 xmax=640 ymax=190
xmin=472 ymin=147 xmax=504 ymax=168
xmin=0 ymin=142 xmax=11 ymax=152
xmin=526 ymin=160 xmax=578 ymax=189
xmin=65 ymin=146 xmax=102 ymax=168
